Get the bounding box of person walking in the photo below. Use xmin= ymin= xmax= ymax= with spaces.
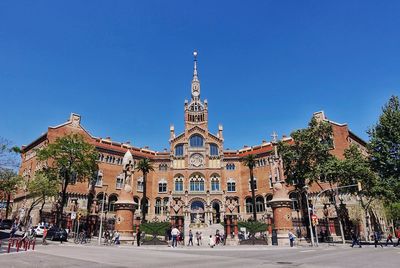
xmin=385 ymin=232 xmax=394 ymax=246
xmin=136 ymin=229 xmax=141 ymax=247
xmin=42 ymin=226 xmax=48 ymax=245
xmin=395 ymin=227 xmax=400 ymax=247
xmin=288 ymin=231 xmax=296 ymax=247
xmin=373 ymin=231 xmax=383 ymax=248
xmin=209 ymin=235 xmax=215 ymax=248
xmin=171 ymin=226 xmax=180 ymax=248
xmin=350 ymin=230 xmax=362 ymax=248
xmin=188 ymin=230 xmax=194 ymax=246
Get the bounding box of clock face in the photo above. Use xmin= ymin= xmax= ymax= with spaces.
xmin=192 ymin=90 xmax=199 ymax=97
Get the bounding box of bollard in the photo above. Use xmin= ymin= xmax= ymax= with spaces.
xmin=7 ymin=239 xmax=12 ymax=253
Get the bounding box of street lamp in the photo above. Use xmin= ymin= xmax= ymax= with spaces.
xmin=303 ymin=186 xmax=315 ymax=247
xmin=98 ymin=184 xmax=109 ymax=245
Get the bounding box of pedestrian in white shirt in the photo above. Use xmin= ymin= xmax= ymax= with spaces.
xmin=171 ymin=226 xmax=180 ymax=248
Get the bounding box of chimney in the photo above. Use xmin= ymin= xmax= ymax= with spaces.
xmin=218 ymin=124 xmax=223 ymax=139
xmin=170 ymin=125 xmax=175 ymax=140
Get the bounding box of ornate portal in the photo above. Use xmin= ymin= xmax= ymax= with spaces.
xmin=190 ymin=153 xmax=204 ymax=167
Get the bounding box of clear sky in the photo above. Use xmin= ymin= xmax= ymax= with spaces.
xmin=0 ymin=1 xmax=399 ymax=151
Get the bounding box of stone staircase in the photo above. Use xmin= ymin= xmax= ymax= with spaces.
xmin=186 ymin=223 xmax=224 ymax=246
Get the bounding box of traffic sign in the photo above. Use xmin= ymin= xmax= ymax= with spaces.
xmin=71 ymin=212 xmax=76 ymax=220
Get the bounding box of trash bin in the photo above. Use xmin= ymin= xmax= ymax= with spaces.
xmin=272 ymin=229 xmax=278 ymax=246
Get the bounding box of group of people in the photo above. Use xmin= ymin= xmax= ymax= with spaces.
xmin=351 ymin=228 xmax=400 ymax=248
xmin=165 ymin=227 xmax=225 ymax=248
xmin=103 ymin=229 xmax=120 ymax=245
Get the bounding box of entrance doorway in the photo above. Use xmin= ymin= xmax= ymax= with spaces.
xmin=190 ymin=201 xmax=205 ymax=223
xmin=212 ymin=202 xmax=221 ymax=224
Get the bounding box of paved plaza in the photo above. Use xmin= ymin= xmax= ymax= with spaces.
xmin=0 ymin=242 xmax=399 ymax=268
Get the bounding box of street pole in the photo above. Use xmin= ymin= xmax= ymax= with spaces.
xmin=98 ymin=185 xmax=108 ymax=245
xmin=304 ymin=190 xmax=315 ymax=247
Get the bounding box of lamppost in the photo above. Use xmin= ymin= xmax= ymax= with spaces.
xmin=98 ymin=184 xmax=108 ymax=245
xmin=303 ymin=186 xmax=315 ymax=247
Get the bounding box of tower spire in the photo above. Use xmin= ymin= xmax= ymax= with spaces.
xmin=191 ymin=50 xmax=200 ymax=100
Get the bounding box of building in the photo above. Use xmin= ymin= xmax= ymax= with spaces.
xmin=12 ymin=52 xmax=387 ymax=240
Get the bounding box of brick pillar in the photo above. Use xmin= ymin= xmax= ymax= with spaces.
xmin=269 ymin=182 xmax=293 ymax=246
xmin=114 ymin=187 xmax=135 ymax=243
xmin=226 ymin=216 xmax=231 ymax=236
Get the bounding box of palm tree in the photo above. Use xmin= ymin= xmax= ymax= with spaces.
xmin=135 ymin=158 xmax=154 ymax=223
xmin=243 ymin=154 xmax=257 ymax=221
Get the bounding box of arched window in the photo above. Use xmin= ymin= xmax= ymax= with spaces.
xmin=137 ymin=177 xmax=143 ymax=192
xmin=97 ymin=193 xmax=106 ymax=211
xmin=210 ymin=175 xmax=220 ymax=191
xmin=245 ymin=197 xmax=253 ymax=213
xmin=108 ymin=195 xmax=118 ymax=212
xmin=163 ymin=197 xmax=169 ymax=215
xmin=96 ymin=171 xmax=103 ymax=187
xmin=189 ymin=134 xmax=204 ymax=147
xmin=175 ymin=144 xmax=184 ymax=156
xmin=174 ymin=176 xmax=184 ymax=192
xmin=248 ymin=177 xmax=257 ymax=191
xmin=256 ymin=196 xmax=265 ymax=213
xmin=116 ymin=174 xmax=124 ymax=189
xmin=155 ymin=198 xmax=162 ymax=215
xmin=266 ymin=194 xmax=273 ymax=208
xmin=289 ymin=192 xmax=299 ymax=210
xmin=190 ymin=175 xmax=205 ymax=192
xmin=227 ymin=178 xmax=236 ymax=192
xmin=158 ymin=179 xmax=167 ymax=193
xmin=210 ymin=144 xmax=219 ymax=156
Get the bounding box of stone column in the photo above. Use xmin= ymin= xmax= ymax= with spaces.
xmin=114 ymin=187 xmax=136 ymax=243
xmin=269 ymin=182 xmax=293 ymax=246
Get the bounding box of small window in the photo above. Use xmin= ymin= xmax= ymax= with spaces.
xmin=210 ymin=144 xmax=219 ymax=156
xmin=175 ymin=144 xmax=184 ymax=156
xmin=266 ymin=194 xmax=273 ymax=208
xmin=190 ymin=177 xmax=205 ymax=192
xmin=211 ymin=175 xmax=220 ymax=191
xmin=155 ymin=198 xmax=162 ymax=215
xmin=175 ymin=177 xmax=184 ymax=192
xmin=159 ymin=163 xmax=168 ymax=171
xmin=289 ymin=192 xmax=299 ymax=210
xmin=116 ymin=174 xmax=124 ymax=189
xmin=158 ymin=181 xmax=167 ymax=193
xmin=249 ymin=178 xmax=257 ymax=191
xmin=163 ymin=198 xmax=169 ymax=215
xmin=227 ymin=179 xmax=236 ymax=192
xmin=256 ymin=196 xmax=265 ymax=212
xmin=95 ymin=171 xmax=103 ymax=187
xmin=108 ymin=195 xmax=118 ymax=212
xmin=137 ymin=177 xmax=143 ymax=192
xmin=226 ymin=163 xmax=235 ymax=170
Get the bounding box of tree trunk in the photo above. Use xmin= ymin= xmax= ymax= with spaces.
xmin=249 ymin=168 xmax=257 ymax=221
xmin=59 ymin=173 xmax=69 ymax=227
xmin=141 ymin=172 xmax=147 ymax=223
xmin=39 ymin=199 xmax=46 ymax=223
xmin=5 ymin=193 xmax=11 ymax=219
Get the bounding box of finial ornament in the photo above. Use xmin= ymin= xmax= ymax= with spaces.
xmin=271 ymin=131 xmax=278 ymax=143
xmin=193 ymin=50 xmax=198 ymax=59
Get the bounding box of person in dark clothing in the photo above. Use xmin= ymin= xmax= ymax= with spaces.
xmin=137 ymin=230 xmax=141 ymax=247
xmin=385 ymin=232 xmax=394 ymax=246
xmin=188 ymin=230 xmax=194 ymax=246
xmin=350 ymin=230 xmax=362 ymax=248
xmin=373 ymin=231 xmax=383 ymax=248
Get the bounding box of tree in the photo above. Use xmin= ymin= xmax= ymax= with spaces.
xmin=0 ymin=137 xmax=21 ymax=170
xmin=135 ymin=158 xmax=154 ymax=223
xmin=368 ymin=95 xmax=400 ymax=202
xmin=36 ymin=133 xmax=98 ymax=227
xmin=0 ymin=169 xmax=22 ymax=218
xmin=278 ymin=117 xmax=335 ymax=238
xmin=24 ymin=173 xmax=58 ymax=226
xmin=243 ymin=154 xmax=257 ymax=221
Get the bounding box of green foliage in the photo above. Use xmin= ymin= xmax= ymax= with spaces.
xmin=36 ymin=133 xmax=98 ymax=226
xmin=0 ymin=169 xmax=22 ymax=197
xmin=278 ymin=117 xmax=334 ymax=190
xmin=135 ymin=158 xmax=154 ymax=223
xmin=140 ymin=221 xmax=171 ymax=236
xmin=385 ymin=202 xmax=400 ymax=224
xmin=0 ymin=137 xmax=20 ymax=169
xmin=28 ymin=173 xmax=59 ymax=201
xmin=368 ymin=95 xmax=400 ymax=201
xmin=238 ymin=221 xmax=268 ymax=234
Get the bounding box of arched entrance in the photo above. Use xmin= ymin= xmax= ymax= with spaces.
xmin=190 ymin=200 xmax=205 ymax=223
xmin=212 ymin=201 xmax=221 ymax=224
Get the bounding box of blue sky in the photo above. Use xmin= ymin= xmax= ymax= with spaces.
xmin=0 ymin=1 xmax=399 ymax=151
